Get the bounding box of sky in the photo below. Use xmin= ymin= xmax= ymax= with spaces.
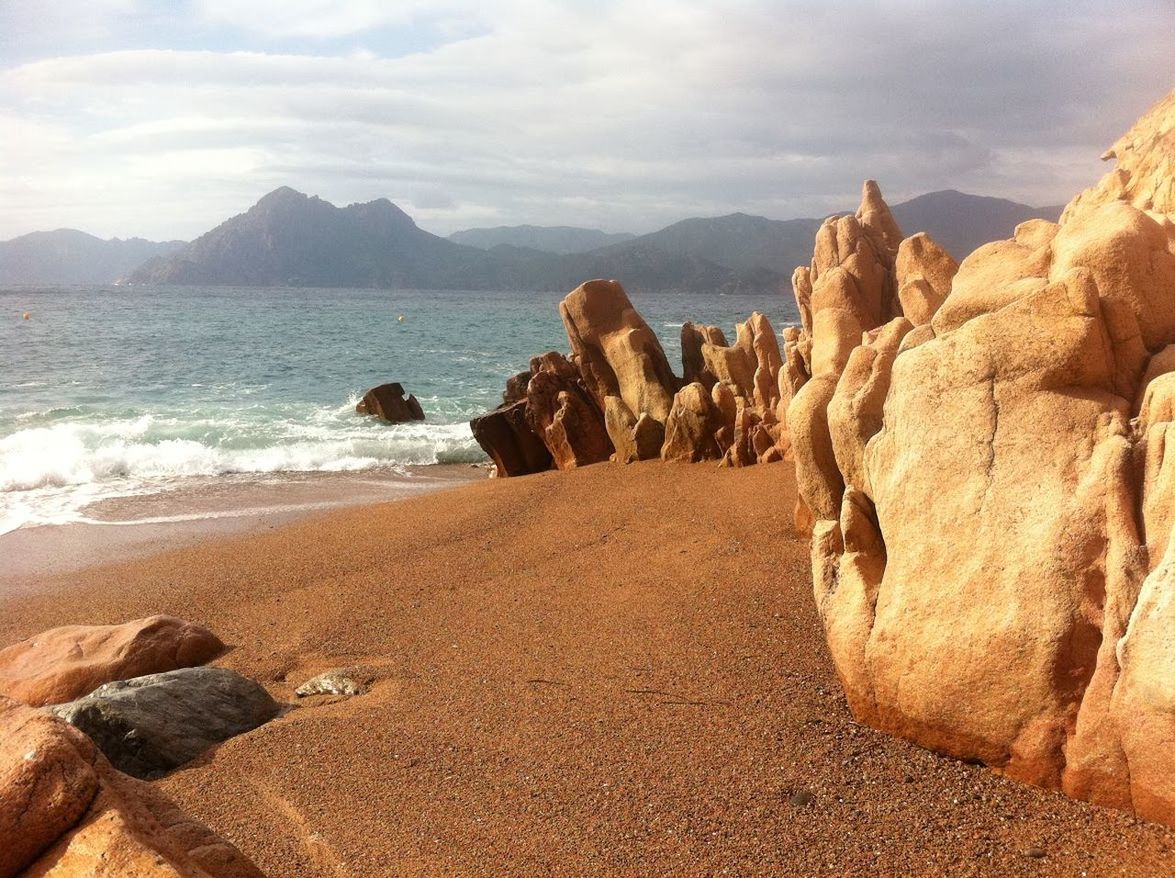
xmin=0 ymin=1 xmax=1172 ymax=242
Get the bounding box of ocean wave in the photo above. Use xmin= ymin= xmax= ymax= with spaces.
xmin=0 ymin=411 xmax=485 ymax=532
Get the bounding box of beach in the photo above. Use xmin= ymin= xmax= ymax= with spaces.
xmin=1 ymin=460 xmax=1170 ymax=876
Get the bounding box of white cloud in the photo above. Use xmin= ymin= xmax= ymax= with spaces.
xmin=0 ymin=1 xmax=1172 ymax=240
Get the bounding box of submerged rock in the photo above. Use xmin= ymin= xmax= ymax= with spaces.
xmin=0 ymin=616 xmax=224 ymax=708
xmin=356 ymin=382 xmax=425 ymax=423
xmin=49 ymin=667 xmax=280 ymax=780
xmin=0 ymin=695 xmax=264 ymax=877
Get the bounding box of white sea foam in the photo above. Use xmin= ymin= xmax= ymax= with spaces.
xmin=0 ymin=410 xmax=484 ymax=533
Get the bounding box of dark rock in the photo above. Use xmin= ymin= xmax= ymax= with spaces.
xmin=470 ymin=400 xmax=553 ymax=477
xmin=1023 ymin=847 xmax=1046 ymax=859
xmin=48 ymin=667 xmax=280 ymax=779
xmin=503 ymin=370 xmax=532 ymax=405
xmin=356 ymin=382 xmax=425 ymax=423
xmin=525 ymin=352 xmax=612 ymax=470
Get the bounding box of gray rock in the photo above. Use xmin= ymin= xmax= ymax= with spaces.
xmin=295 ymin=667 xmax=371 ymax=698
xmin=48 ymin=666 xmax=280 ymax=779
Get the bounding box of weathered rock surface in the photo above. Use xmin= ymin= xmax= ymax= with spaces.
xmin=560 ymin=279 xmax=678 ymax=425
xmin=470 ymin=400 xmax=553 ymax=477
xmin=661 ymin=383 xmax=723 ymax=463
xmin=0 ymin=617 xmax=223 ymax=707
xmin=49 ymin=667 xmax=280 ymax=780
xmin=0 ymin=696 xmax=263 ymax=878
xmin=295 ymin=667 xmax=371 ymax=698
xmin=355 ymin=382 xmax=425 ymax=423
xmin=788 ymin=88 xmax=1175 ymax=827
xmin=524 ymin=353 xmax=612 ymax=469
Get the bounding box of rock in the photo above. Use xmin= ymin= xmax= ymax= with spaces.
xmin=0 ymin=616 xmax=224 ymax=708
xmin=681 ymin=322 xmax=727 ymax=388
xmin=787 ymin=180 xmax=903 ymax=521
xmin=1022 ymin=847 xmax=1047 ymax=860
xmin=895 ymin=232 xmax=958 ymax=325
xmin=503 ymin=370 xmax=532 ymax=405
xmin=295 ymin=667 xmax=371 ymax=698
xmin=699 ymin=312 xmax=783 ymax=416
xmin=604 ymin=396 xmax=666 ymax=464
xmin=788 ymin=88 xmax=1175 ymax=826
xmin=0 ymin=696 xmax=263 ymax=878
xmin=355 ymin=382 xmax=425 ymax=423
xmin=49 ymin=667 xmax=280 ymax=780
xmin=560 ymin=279 xmax=679 ymax=426
xmin=524 ymin=352 xmax=612 ymax=470
xmin=470 ymin=400 xmax=553 ymax=477
xmin=661 ymin=383 xmax=723 ymax=463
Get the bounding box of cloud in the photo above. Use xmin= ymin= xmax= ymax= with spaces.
xmin=0 ymin=1 xmax=1172 ymax=240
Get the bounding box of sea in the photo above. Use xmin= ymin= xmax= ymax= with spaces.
xmin=0 ymin=285 xmax=799 ymax=534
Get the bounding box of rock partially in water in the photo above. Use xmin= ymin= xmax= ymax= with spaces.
xmin=49 ymin=667 xmax=280 ymax=780
xmin=0 ymin=695 xmax=264 ymax=877
xmin=0 ymin=615 xmax=224 ymax=708
xmin=295 ymin=667 xmax=372 ymax=698
xmin=356 ymin=382 xmax=425 ymax=423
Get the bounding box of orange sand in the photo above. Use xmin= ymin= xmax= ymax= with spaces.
xmin=1 ymin=462 xmax=1171 ymax=876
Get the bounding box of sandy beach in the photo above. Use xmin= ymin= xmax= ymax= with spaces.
xmin=1 ymin=460 xmax=1171 ymax=876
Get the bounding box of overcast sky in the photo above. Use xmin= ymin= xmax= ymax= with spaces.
xmin=0 ymin=1 xmax=1171 ymax=241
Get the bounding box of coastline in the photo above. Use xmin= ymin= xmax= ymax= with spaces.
xmin=0 ymin=464 xmax=486 ymax=589
xmin=1 ymin=460 xmax=1169 ymax=876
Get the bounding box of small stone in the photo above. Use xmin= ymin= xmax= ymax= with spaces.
xmin=295 ymin=667 xmax=371 ymax=698
xmin=1023 ymin=847 xmax=1046 ymax=859
xmin=789 ymin=790 xmax=814 ymax=808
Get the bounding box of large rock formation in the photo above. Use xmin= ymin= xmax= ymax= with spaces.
xmin=49 ymin=667 xmax=280 ymax=780
xmin=0 ymin=696 xmax=264 ymax=877
xmin=788 ymin=88 xmax=1175 ymax=826
xmin=471 ymin=283 xmax=790 ymax=473
xmin=0 ymin=617 xmax=224 ymax=707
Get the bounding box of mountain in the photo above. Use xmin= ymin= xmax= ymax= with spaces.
xmin=129 ymin=187 xmax=492 ymax=288
xmin=628 ymin=213 xmax=822 ymax=275
xmin=129 ymin=188 xmax=761 ymax=293
xmin=889 ymin=190 xmax=1063 ymax=261
xmin=122 ymin=186 xmax=1061 ymax=293
xmin=0 ymin=230 xmax=184 ymax=285
xmin=449 ymin=225 xmax=635 ymax=254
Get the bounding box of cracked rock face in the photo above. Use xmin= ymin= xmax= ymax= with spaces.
xmin=788 ymin=88 xmax=1175 ymax=825
xmin=0 ymin=696 xmax=264 ymax=878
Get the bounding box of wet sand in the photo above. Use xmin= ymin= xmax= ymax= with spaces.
xmin=1 ymin=461 xmax=1171 ymax=876
xmin=0 ymin=465 xmax=485 ymax=586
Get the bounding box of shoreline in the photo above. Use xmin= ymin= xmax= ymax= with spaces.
xmin=0 ymin=461 xmax=1169 ymax=876
xmin=0 ymin=464 xmax=486 ymax=589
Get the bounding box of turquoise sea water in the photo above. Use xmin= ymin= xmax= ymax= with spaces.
xmin=0 ymin=286 xmax=798 ymax=532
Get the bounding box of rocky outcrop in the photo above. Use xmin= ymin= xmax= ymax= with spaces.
xmin=49 ymin=667 xmax=280 ymax=780
xmin=355 ymin=383 xmax=425 ymax=423
xmin=472 ymin=279 xmax=792 ymax=472
xmin=787 ymin=88 xmax=1175 ymax=827
xmin=0 ymin=696 xmax=264 ymax=878
xmin=0 ymin=617 xmax=223 ymax=707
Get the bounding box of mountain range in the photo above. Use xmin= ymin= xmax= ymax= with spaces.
xmin=0 ymin=230 xmax=183 ymax=286
xmin=2 ymin=188 xmax=1062 ymax=292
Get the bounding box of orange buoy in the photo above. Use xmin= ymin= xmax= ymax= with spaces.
xmin=22 ymin=312 xmax=30 ymax=320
